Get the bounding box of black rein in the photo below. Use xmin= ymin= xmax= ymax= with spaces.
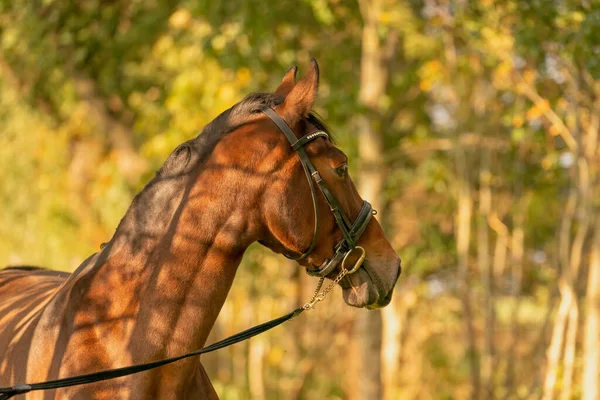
xmin=0 ymin=309 xmax=304 ymax=399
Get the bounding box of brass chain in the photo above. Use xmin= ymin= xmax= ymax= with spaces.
xmin=301 ymin=246 xmax=366 ymax=310
xmin=302 ymin=268 xmax=348 ymax=310
xmin=304 ymin=277 xmax=325 ymax=308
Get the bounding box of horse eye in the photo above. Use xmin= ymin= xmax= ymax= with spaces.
xmin=336 ymin=164 xmax=348 ymax=177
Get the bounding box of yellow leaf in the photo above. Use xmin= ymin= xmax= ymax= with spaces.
xmin=537 ymin=99 xmax=550 ymax=114
xmin=572 ymin=11 xmax=585 ymax=22
xmin=379 ymin=11 xmax=392 ymax=24
xmin=169 ymin=9 xmax=192 ymax=30
xmin=523 ymin=70 xmax=537 ymax=84
xmin=512 ymin=115 xmax=524 ymax=128
xmin=541 ymin=155 xmax=554 ymax=170
xmin=419 ymin=79 xmax=433 ymax=92
xmin=526 ymin=99 xmax=550 ymax=120
xmin=211 ymin=35 xmax=227 ymax=52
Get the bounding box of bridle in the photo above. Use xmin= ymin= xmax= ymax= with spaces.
xmin=0 ymin=106 xmax=378 ymax=399
xmin=262 ymin=107 xmax=375 ymax=279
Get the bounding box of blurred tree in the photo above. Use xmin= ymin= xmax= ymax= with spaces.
xmin=2 ymin=0 xmax=600 ymax=399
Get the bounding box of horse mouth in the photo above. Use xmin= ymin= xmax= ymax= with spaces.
xmin=340 ymin=259 xmax=400 ymax=309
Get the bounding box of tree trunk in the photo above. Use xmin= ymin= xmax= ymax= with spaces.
xmin=381 ymin=302 xmax=402 ymax=400
xmin=560 ymin=303 xmax=578 ymax=400
xmin=582 ymin=217 xmax=600 ymax=400
xmin=489 ymin=213 xmax=508 ymax=287
xmin=542 ymin=189 xmax=577 ymax=400
xmin=581 ymin=96 xmax=600 ymax=400
xmin=478 ymin=153 xmax=494 ymax=399
xmin=351 ymin=1 xmax=399 ymax=399
xmin=352 ymin=88 xmax=385 ymax=400
xmin=503 ymin=192 xmax=527 ymax=399
xmin=542 ymin=279 xmax=574 ymax=400
xmin=456 ymin=158 xmax=480 ymax=400
xmin=248 ymin=336 xmax=266 ymax=400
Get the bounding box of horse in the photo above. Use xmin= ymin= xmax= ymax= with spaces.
xmin=0 ymin=59 xmax=401 ymax=399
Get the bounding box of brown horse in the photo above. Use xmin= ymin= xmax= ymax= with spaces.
xmin=0 ymin=60 xmax=400 ymax=399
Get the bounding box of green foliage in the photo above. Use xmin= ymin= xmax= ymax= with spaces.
xmin=1 ymin=0 xmax=599 ymax=398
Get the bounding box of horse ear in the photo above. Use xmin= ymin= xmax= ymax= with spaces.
xmin=280 ymin=58 xmax=319 ymax=124
xmin=274 ymin=66 xmax=298 ymax=97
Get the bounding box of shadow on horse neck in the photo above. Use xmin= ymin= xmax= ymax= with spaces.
xmin=1 ymin=92 xmax=292 ymax=398
xmin=71 ymin=92 xmax=288 ymax=361
xmin=0 ymin=60 xmax=401 ymax=399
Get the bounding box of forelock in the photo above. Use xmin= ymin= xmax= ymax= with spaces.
xmin=232 ymin=92 xmax=284 ymax=119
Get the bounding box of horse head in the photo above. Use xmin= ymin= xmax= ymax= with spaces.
xmin=202 ymin=59 xmax=401 ymax=309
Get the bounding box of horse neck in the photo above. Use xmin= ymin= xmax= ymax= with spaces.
xmin=77 ymin=161 xmax=261 ymax=363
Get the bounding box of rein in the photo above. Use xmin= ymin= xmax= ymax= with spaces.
xmin=0 ymin=107 xmax=371 ymax=398
xmin=0 ymin=309 xmax=303 ymax=399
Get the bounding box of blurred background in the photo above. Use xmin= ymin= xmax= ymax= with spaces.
xmin=1 ymin=0 xmax=599 ymax=399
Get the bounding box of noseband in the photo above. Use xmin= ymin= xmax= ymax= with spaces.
xmin=262 ymin=107 xmax=374 ymax=278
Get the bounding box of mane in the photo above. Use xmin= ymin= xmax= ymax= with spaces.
xmin=112 ymin=93 xmax=288 ymax=247
xmin=198 ymin=92 xmax=283 ymax=138
xmin=156 ymin=93 xmax=283 ymax=178
xmin=112 ymin=92 xmax=335 ymax=247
